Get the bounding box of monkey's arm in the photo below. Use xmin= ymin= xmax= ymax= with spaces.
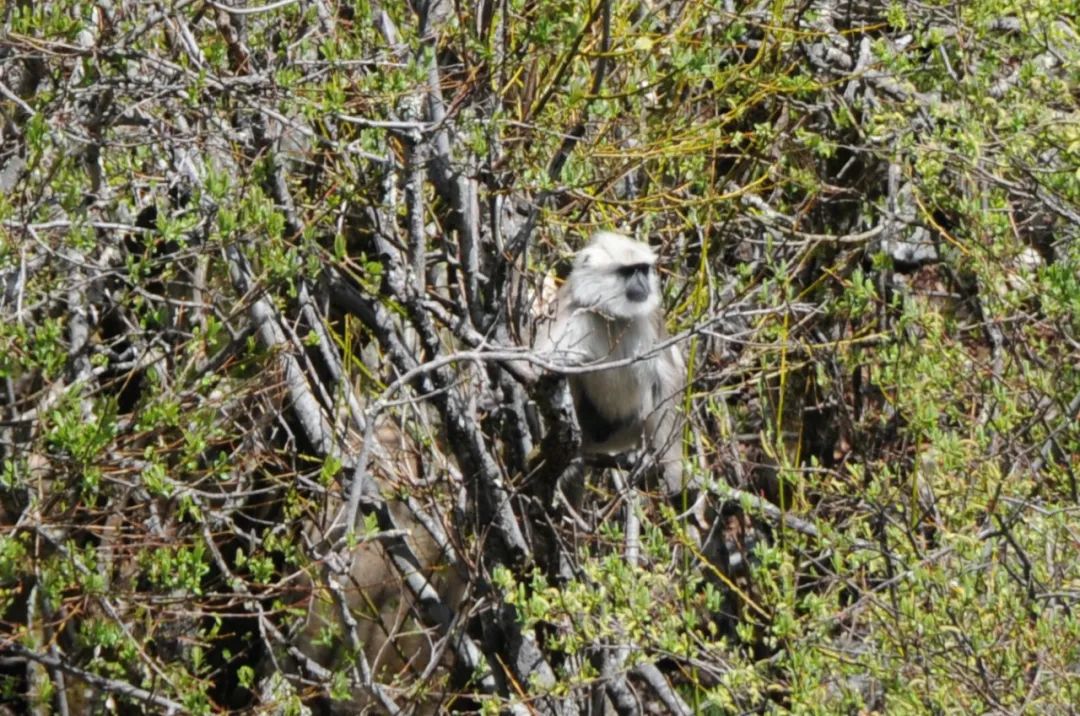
xmin=646 ymin=342 xmax=691 ymax=498
xmin=533 ymin=302 xmax=595 ymax=367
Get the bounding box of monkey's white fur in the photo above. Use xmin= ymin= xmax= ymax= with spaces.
xmin=566 ymin=231 xmax=660 ymax=319
xmin=536 ymin=232 xmax=687 ymax=494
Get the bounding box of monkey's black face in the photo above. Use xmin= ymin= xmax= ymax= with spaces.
xmin=618 ymin=263 xmax=653 ymax=303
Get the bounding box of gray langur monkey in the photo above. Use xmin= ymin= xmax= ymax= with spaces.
xmin=535 ymin=231 xmax=689 ymax=497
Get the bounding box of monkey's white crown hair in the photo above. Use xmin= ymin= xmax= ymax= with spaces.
xmin=578 ymin=231 xmax=656 ymax=266
xmin=568 ymin=231 xmax=660 ymax=318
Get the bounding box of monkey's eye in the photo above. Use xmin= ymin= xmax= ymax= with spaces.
xmin=617 ymin=264 xmax=652 ymax=279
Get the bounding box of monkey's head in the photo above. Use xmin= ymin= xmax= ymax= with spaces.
xmin=569 ymin=231 xmax=661 ymax=319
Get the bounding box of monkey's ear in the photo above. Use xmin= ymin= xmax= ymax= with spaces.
xmin=553 ymin=256 xmax=575 ymax=280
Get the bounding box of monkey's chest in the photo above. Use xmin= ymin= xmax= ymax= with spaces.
xmin=573 ymin=362 xmax=653 ymax=452
xmin=577 ymin=359 xmax=654 ymax=422
xmin=566 ymin=317 xmax=660 ymax=450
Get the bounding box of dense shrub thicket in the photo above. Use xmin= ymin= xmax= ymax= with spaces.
xmin=2 ymin=0 xmax=1078 ymax=713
